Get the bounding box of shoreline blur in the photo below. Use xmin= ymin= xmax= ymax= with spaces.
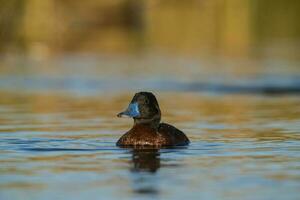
xmin=0 ymin=0 xmax=299 ymax=60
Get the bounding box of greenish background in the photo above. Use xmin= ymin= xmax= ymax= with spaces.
xmin=0 ymin=0 xmax=299 ymax=60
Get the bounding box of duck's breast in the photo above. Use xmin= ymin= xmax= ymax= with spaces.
xmin=116 ymin=125 xmax=166 ymax=146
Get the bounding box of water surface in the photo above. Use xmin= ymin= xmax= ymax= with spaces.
xmin=0 ymin=90 xmax=299 ymax=200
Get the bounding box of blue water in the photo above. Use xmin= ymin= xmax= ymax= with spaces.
xmin=0 ymin=55 xmax=300 ymax=200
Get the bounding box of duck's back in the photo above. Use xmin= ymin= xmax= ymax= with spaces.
xmin=116 ymin=123 xmax=189 ymax=147
xmin=158 ymin=123 xmax=190 ymax=146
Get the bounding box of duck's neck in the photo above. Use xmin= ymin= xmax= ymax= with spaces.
xmin=134 ymin=115 xmax=161 ymax=130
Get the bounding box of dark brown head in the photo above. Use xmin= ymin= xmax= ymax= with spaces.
xmin=117 ymin=92 xmax=161 ymax=128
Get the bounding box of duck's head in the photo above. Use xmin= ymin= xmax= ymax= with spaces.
xmin=117 ymin=92 xmax=161 ymax=128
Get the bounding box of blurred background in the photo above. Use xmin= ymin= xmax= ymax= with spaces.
xmin=1 ymin=1 xmax=300 ymax=200
xmin=1 ymin=0 xmax=299 ymax=57
xmin=0 ymin=0 xmax=300 ymax=95
xmin=0 ymin=0 xmax=300 ymax=93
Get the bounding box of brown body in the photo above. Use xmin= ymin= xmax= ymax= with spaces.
xmin=117 ymin=123 xmax=190 ymax=147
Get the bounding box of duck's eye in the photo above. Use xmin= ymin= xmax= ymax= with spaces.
xmin=138 ymin=96 xmax=148 ymax=104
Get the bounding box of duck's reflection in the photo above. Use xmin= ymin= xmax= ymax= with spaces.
xmin=131 ymin=148 xmax=160 ymax=173
xmin=129 ymin=148 xmax=161 ymax=196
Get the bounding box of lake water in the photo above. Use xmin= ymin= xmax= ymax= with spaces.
xmin=0 ymin=55 xmax=300 ymax=200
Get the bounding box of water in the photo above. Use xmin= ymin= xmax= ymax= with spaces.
xmin=0 ymin=56 xmax=300 ymax=200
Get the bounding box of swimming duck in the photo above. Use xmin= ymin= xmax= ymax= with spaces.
xmin=117 ymin=92 xmax=190 ymax=147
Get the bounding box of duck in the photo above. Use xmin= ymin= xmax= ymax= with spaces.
xmin=116 ymin=92 xmax=190 ymax=147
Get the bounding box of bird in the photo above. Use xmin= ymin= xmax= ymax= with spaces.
xmin=116 ymin=92 xmax=190 ymax=147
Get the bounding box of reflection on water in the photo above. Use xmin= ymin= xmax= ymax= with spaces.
xmin=130 ymin=149 xmax=160 ymax=173
xmin=129 ymin=148 xmax=160 ymax=196
xmin=0 ymin=90 xmax=299 ymax=200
